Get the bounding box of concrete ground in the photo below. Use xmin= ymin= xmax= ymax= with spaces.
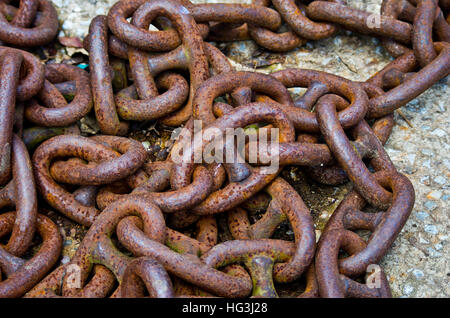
xmin=52 ymin=0 xmax=449 ymax=297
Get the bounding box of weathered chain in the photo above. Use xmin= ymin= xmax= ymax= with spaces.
xmin=0 ymin=0 xmax=448 ymax=298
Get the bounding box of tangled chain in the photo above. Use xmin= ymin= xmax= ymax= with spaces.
xmin=0 ymin=0 xmax=448 ymax=298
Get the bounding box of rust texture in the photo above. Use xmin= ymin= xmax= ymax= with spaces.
xmin=0 ymin=0 xmax=448 ymax=298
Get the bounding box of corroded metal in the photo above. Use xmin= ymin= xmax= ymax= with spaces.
xmin=0 ymin=0 xmax=58 ymax=47
xmin=25 ymin=64 xmax=93 ymax=127
xmin=2 ymin=0 xmax=449 ymax=299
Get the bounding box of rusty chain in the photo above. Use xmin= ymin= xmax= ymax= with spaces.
xmin=0 ymin=0 xmax=448 ymax=298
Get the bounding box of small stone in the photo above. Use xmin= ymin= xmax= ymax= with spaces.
xmin=295 ymin=51 xmax=309 ymax=57
xmin=289 ymin=87 xmax=304 ymax=95
xmin=445 ymin=143 xmax=450 ymax=151
xmin=426 ymin=190 xmax=442 ymax=200
xmin=315 ymin=230 xmax=321 ymax=242
xmin=95 ymin=7 xmax=106 ymax=15
xmin=64 ymin=239 xmax=72 ymax=246
xmin=420 ymin=176 xmax=430 ymax=185
xmin=433 ymin=176 xmax=446 ymax=185
xmin=434 ymin=243 xmax=443 ymax=251
xmin=319 ymin=211 xmax=329 ymax=219
xmin=62 ymin=20 xmax=73 ymax=31
xmin=412 ymin=269 xmax=424 ymax=279
xmin=421 ymin=149 xmax=434 ymax=156
xmin=320 ymin=57 xmax=332 ymax=66
xmin=52 ymin=0 xmax=63 ymax=7
xmin=422 ymin=160 xmax=431 ymax=169
xmin=424 ymin=201 xmax=438 ymax=211
xmin=416 ymin=211 xmax=429 ymax=221
xmin=427 ymin=247 xmax=442 ymax=258
xmin=334 ymin=37 xmax=342 ymax=46
xmin=424 ymin=224 xmax=438 ymax=235
xmin=406 ymin=154 xmax=416 ymax=165
xmin=437 ymin=101 xmax=446 ymax=112
xmin=61 ymin=256 xmax=70 ymax=265
xmin=403 ymin=284 xmax=414 ymax=296
xmin=142 ymin=141 xmax=151 ymax=151
xmin=431 ymin=128 xmax=446 ymax=137
xmin=386 ymin=148 xmax=401 ymax=158
xmin=403 ymin=166 xmax=416 ymax=175
xmin=445 ymin=159 xmax=450 ymax=170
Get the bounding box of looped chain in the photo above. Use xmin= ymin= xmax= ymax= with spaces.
xmin=0 ymin=0 xmax=447 ymax=298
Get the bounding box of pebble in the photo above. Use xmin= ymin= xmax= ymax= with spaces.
xmin=424 ymin=225 xmax=438 ymax=235
xmin=333 ymin=37 xmax=342 ymax=46
xmin=315 ymin=230 xmax=322 ymax=242
xmin=437 ymin=101 xmax=446 ymax=112
xmin=424 ymin=201 xmax=438 ymax=211
xmin=415 ymin=211 xmax=429 ymax=221
xmin=431 ymin=128 xmax=446 ymax=137
xmin=445 ymin=143 xmax=450 ymax=151
xmin=95 ymin=7 xmax=107 ymax=15
xmin=64 ymin=239 xmax=72 ymax=246
xmin=61 ymin=255 xmax=71 ymax=264
xmin=406 ymin=154 xmax=416 ymax=165
xmin=427 ymin=247 xmax=442 ymax=258
xmin=142 ymin=141 xmax=151 ymax=151
xmin=319 ymin=211 xmax=329 ymax=219
xmin=426 ymin=190 xmax=442 ymax=200
xmin=62 ymin=20 xmax=73 ymax=31
xmin=420 ymin=176 xmax=430 ymax=185
xmin=320 ymin=57 xmax=333 ymax=66
xmin=433 ymin=176 xmax=446 ymax=185
xmin=434 ymin=243 xmax=443 ymax=251
xmin=403 ymin=285 xmax=414 ymax=296
xmin=444 ymin=159 xmax=450 ymax=170
xmin=386 ymin=148 xmax=400 ymax=158
xmin=421 ymin=149 xmax=434 ymax=156
xmin=374 ymin=45 xmax=383 ymax=55
xmin=412 ymin=269 xmax=424 ymax=279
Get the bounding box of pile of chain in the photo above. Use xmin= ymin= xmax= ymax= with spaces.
xmin=0 ymin=0 xmax=448 ymax=298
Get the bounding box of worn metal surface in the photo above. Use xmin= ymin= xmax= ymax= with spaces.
xmin=0 ymin=0 xmax=447 ymax=298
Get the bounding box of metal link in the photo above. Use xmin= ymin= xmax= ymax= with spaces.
xmin=0 ymin=0 xmax=58 ymax=47
xmin=25 ymin=64 xmax=93 ymax=127
xmin=1 ymin=0 xmax=448 ymax=298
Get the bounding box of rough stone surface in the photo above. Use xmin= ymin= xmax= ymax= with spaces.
xmin=51 ymin=0 xmax=449 ymax=297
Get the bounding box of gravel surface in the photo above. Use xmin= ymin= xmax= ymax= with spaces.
xmin=51 ymin=0 xmax=449 ymax=297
